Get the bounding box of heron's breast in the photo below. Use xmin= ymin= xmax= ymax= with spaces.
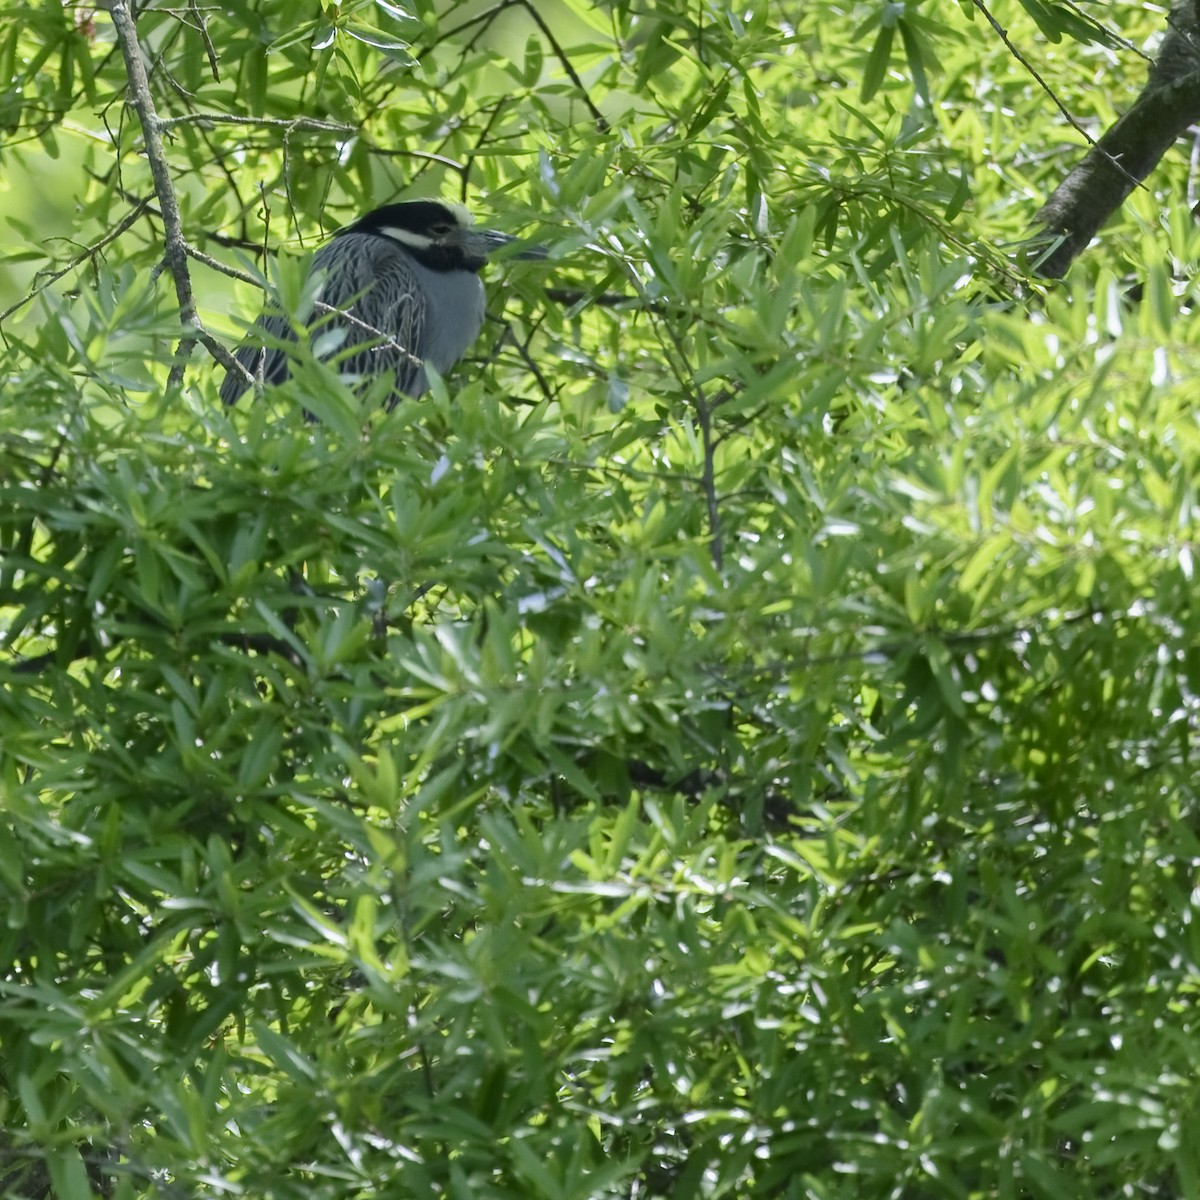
xmin=410 ymin=263 xmax=486 ymax=372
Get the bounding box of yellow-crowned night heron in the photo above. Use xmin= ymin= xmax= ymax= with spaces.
xmin=219 ymin=198 xmax=543 ymax=407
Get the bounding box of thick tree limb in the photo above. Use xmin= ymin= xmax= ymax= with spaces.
xmin=1033 ymin=1 xmax=1200 ymax=277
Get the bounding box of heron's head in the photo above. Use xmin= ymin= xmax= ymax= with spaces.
xmin=344 ymin=199 xmax=545 ymax=272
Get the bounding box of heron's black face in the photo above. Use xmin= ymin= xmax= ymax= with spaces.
xmin=342 ymin=199 xmax=533 ymax=273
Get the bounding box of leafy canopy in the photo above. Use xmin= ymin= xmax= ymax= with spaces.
xmin=2 ymin=1 xmax=1200 ymax=1198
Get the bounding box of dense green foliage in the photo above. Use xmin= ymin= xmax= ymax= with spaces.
xmin=3 ymin=1 xmax=1200 ymax=1196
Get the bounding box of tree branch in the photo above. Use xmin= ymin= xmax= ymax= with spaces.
xmin=1031 ymin=0 xmax=1200 ymax=278
xmin=107 ymin=0 xmax=208 ymax=387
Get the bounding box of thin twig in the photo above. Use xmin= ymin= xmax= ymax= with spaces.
xmin=311 ymin=302 xmax=424 ymax=369
xmin=0 ymin=198 xmax=153 ymax=327
xmin=6 ymin=627 xmax=307 ymax=676
xmin=148 ymin=20 xmax=195 ymax=104
xmin=971 ymin=0 xmax=1143 ymax=196
xmin=185 ymin=243 xmax=259 ymax=285
xmin=81 ymin=168 xmax=255 ymax=248
xmin=1058 ymin=0 xmax=1151 ymax=62
xmin=485 ymin=315 xmax=557 ymax=402
xmin=613 ymin=256 xmax=724 ymax=568
xmin=156 ymin=112 xmax=357 ymax=132
xmin=366 ymin=146 xmax=469 ymax=172
xmin=971 ymin=0 xmax=1098 ymax=145
xmin=461 ymin=98 xmax=508 ymax=196
xmin=439 ymin=0 xmax=608 ymax=131
xmin=544 ymin=286 xmax=646 ymax=309
xmin=694 ymin=395 xmax=723 ymax=572
xmin=187 ymin=0 xmax=221 ymax=80
xmin=282 ymin=123 xmax=303 ymax=242
xmin=439 ymin=0 xmax=521 ymax=43
xmin=513 ymin=0 xmax=608 ymax=131
xmin=196 ymin=328 xmax=252 ymax=382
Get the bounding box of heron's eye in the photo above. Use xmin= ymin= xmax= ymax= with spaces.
xmin=428 ymin=222 xmax=454 ymax=237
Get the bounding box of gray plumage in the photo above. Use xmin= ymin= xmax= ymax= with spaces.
xmin=220 ymin=199 xmax=540 ymax=408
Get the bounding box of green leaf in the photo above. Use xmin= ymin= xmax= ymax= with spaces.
xmin=861 ymin=23 xmax=895 ymax=102
xmin=249 ymin=1021 xmax=320 ymax=1084
xmin=46 ymin=1148 xmax=92 ymax=1200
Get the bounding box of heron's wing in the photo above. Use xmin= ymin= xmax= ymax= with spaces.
xmin=218 ymin=309 xmax=293 ymax=405
xmin=312 ymin=234 xmax=428 ymax=401
xmin=219 ymin=233 xmax=428 ymax=406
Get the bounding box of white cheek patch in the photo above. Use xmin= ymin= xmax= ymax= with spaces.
xmin=382 ymin=226 xmax=435 ymax=250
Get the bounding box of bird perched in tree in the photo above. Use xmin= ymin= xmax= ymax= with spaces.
xmin=219 ymin=198 xmax=544 ymax=407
